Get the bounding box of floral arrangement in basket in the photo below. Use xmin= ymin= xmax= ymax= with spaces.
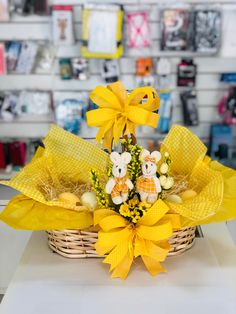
xmin=1 ymin=81 xmax=236 ymax=280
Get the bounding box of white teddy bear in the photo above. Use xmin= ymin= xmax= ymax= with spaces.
xmin=136 ymin=149 xmax=162 ymax=204
xmin=105 ymin=152 xmax=134 ymax=205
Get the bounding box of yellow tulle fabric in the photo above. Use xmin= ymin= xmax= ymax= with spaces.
xmin=161 ymin=125 xmax=236 ymax=226
xmin=86 ymin=81 xmax=160 ymax=151
xmin=0 ymin=125 xmax=108 ymax=230
xmin=94 ymin=199 xmax=181 ymax=279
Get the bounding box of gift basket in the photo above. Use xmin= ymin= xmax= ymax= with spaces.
xmin=1 ymin=81 xmax=236 ymax=279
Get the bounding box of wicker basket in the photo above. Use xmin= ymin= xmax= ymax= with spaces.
xmin=47 ymin=226 xmax=196 ymax=259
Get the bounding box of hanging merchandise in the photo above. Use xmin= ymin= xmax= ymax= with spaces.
xmin=54 ymin=92 xmax=88 ymax=135
xmin=218 ymin=87 xmax=236 ymax=125
xmin=6 ymin=41 xmax=22 ymax=72
xmin=59 ymin=58 xmax=72 ymax=80
xmin=180 ymin=90 xmax=199 ymax=126
xmin=15 ymin=42 xmax=38 ymax=74
xmin=209 ymin=124 xmax=233 ymax=159
xmin=71 ymin=58 xmax=89 ymax=80
xmin=220 ymin=73 xmax=236 ymax=84
xmin=35 ymin=43 xmax=56 ymax=74
xmin=0 ymin=43 xmax=6 ymax=75
xmin=156 ymin=58 xmax=171 ymax=90
xmin=158 ymin=91 xmax=173 ymax=133
xmin=194 ymin=6 xmax=221 ymax=53
xmin=101 ymin=59 xmax=119 ymax=83
xmin=0 ymin=93 xmax=18 ymax=121
xmin=9 ymin=141 xmax=26 ymax=167
xmin=160 ymin=5 xmax=194 ymax=51
xmin=81 ymin=4 xmax=123 ymax=59
xmin=17 ymin=91 xmax=51 ymax=116
xmin=127 ymin=10 xmax=151 ymax=49
xmin=136 ymin=58 xmax=154 ymax=87
xmin=33 ymin=0 xmax=49 ymax=15
xmin=221 ymin=5 xmax=236 ymax=57
xmin=52 ymin=5 xmax=74 ymax=46
xmin=177 ymin=58 xmax=197 ymax=87
xmin=0 ymin=0 xmax=9 ymax=21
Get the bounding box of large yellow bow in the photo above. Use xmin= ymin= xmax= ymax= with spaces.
xmin=94 ymin=199 xmax=181 ymax=279
xmin=86 ymin=81 xmax=160 ymax=151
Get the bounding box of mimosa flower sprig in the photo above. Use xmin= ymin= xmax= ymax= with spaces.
xmin=90 ymin=169 xmax=110 ymax=209
xmin=121 ymin=138 xmax=143 ymax=199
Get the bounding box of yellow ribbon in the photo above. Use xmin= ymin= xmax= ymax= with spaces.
xmin=86 ymin=81 xmax=160 ymax=151
xmin=94 ymin=199 xmax=181 ymax=279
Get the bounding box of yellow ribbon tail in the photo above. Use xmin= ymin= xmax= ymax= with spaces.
xmin=111 ymin=254 xmax=133 ymax=280
xmin=142 ymin=256 xmax=166 ymax=276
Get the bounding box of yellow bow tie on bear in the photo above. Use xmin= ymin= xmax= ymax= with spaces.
xmin=86 ymin=81 xmax=160 ymax=151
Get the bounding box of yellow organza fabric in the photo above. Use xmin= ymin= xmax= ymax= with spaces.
xmin=162 ymin=125 xmax=236 ymax=226
xmin=0 ymin=125 xmax=109 ymax=230
xmin=94 ymin=199 xmax=181 ymax=279
xmin=86 ymin=81 xmax=160 ymax=151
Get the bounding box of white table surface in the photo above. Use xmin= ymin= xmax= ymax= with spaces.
xmin=1 ymin=224 xmax=236 ymax=314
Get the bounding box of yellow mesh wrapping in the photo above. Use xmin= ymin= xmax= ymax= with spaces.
xmin=161 ymin=125 xmax=236 ymax=226
xmin=0 ymin=125 xmax=109 ymax=230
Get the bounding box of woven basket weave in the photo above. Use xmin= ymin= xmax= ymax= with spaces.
xmin=47 ymin=226 xmax=196 ymax=259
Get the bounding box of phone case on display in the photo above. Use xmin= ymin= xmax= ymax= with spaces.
xmin=194 ymin=8 xmax=221 ymax=53
xmin=59 ymin=58 xmax=72 ymax=80
xmin=33 ymin=0 xmax=49 ymax=15
xmin=6 ymin=41 xmax=22 ymax=72
xmin=136 ymin=58 xmax=153 ymax=76
xmin=0 ymin=43 xmax=6 ymax=75
xmin=101 ymin=59 xmax=119 ymax=83
xmin=127 ymin=11 xmax=151 ymax=49
xmin=180 ymin=90 xmax=199 ymax=126
xmin=177 ymin=58 xmax=197 ymax=87
xmin=158 ymin=92 xmax=172 ymax=133
xmin=81 ymin=4 xmax=123 ymax=59
xmin=9 ymin=142 xmax=26 ymax=167
xmin=71 ymin=58 xmax=89 ymax=80
xmin=209 ymin=124 xmax=233 ymax=159
xmin=52 ymin=5 xmax=74 ymax=46
xmin=218 ymin=87 xmax=236 ymax=125
xmin=160 ymin=7 xmax=194 ymax=51
xmin=0 ymin=143 xmax=6 ymax=169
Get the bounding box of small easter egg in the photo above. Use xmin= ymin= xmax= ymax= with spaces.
xmin=163 ymin=176 xmax=174 ymax=190
xmin=81 ymin=191 xmax=98 ymax=211
xmin=181 ymin=189 xmax=197 ymax=200
xmin=159 ymin=175 xmax=167 ymax=186
xmin=160 ymin=163 xmax=169 ymax=174
xmin=166 ymin=194 xmax=182 ymax=204
xmin=58 ymin=192 xmax=80 ymax=205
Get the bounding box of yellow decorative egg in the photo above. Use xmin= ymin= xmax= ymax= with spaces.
xmin=163 ymin=176 xmax=174 ymax=190
xmin=159 ymin=175 xmax=167 ymax=186
xmin=58 ymin=192 xmax=80 ymax=206
xmin=166 ymin=194 xmax=182 ymax=204
xmin=181 ymin=189 xmax=197 ymax=200
xmin=81 ymin=192 xmax=98 ymax=211
xmin=160 ymin=163 xmax=169 ymax=174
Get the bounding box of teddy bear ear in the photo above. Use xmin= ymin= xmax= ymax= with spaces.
xmin=110 ymin=152 xmax=121 ymax=164
xmin=140 ymin=149 xmax=150 ymax=162
xmin=121 ymin=152 xmax=131 ymax=164
xmin=151 ymin=151 xmax=161 ymax=162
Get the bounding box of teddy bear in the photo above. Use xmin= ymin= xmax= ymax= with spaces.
xmin=105 ymin=152 xmax=134 ymax=205
xmin=136 ymin=149 xmax=162 ymax=204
